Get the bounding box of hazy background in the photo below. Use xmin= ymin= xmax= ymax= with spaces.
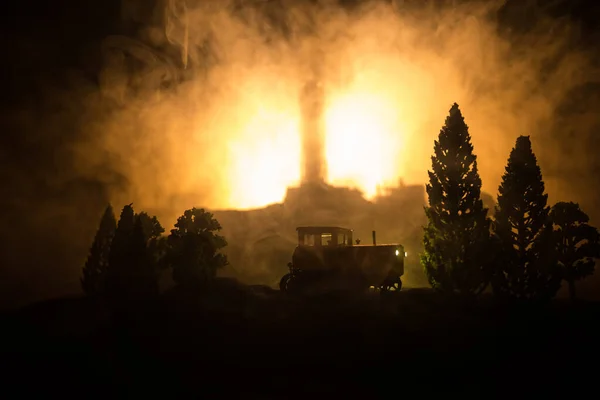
xmin=1 ymin=0 xmax=600 ymax=309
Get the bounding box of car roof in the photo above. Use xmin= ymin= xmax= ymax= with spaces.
xmin=296 ymin=226 xmax=353 ymax=233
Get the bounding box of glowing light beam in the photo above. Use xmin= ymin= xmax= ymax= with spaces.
xmin=324 ymin=90 xmax=404 ymax=198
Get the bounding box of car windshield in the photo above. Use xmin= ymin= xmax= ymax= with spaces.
xmin=302 ymin=232 xmax=336 ymax=246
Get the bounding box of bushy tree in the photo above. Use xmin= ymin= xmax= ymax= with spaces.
xmin=165 ymin=208 xmax=228 ymax=288
xmin=81 ymin=204 xmax=117 ymax=296
xmin=421 ymin=103 xmax=491 ymax=295
xmin=550 ymin=202 xmax=600 ymax=301
xmin=137 ymin=211 xmax=167 ymax=272
xmin=492 ymin=136 xmax=560 ymax=301
xmin=137 ymin=212 xmax=165 ymax=242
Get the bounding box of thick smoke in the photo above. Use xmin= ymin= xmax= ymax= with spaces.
xmin=81 ymin=0 xmax=599 ymax=220
xmin=2 ymin=0 xmax=600 ymax=307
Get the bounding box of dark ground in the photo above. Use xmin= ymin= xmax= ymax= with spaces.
xmin=1 ymin=279 xmax=599 ymax=398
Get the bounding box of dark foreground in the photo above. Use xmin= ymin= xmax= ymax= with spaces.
xmin=2 ymin=279 xmax=599 ymax=398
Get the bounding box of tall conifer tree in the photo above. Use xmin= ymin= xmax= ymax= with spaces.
xmin=421 ymin=103 xmax=491 ymax=295
xmin=492 ymin=136 xmax=560 ymax=300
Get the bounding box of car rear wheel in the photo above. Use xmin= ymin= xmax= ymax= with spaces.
xmin=279 ymin=273 xmax=293 ymax=292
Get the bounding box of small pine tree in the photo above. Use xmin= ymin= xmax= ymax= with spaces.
xmin=105 ymin=203 xmax=138 ymax=306
xmin=166 ymin=208 xmax=228 ymax=288
xmin=421 ymin=103 xmax=491 ymax=295
xmin=130 ymin=216 xmax=151 ymax=273
xmin=107 ymin=203 xmax=136 ymax=278
xmin=550 ymin=202 xmax=600 ymax=301
xmin=492 ymin=136 xmax=560 ymax=301
xmin=106 ymin=204 xmax=164 ymax=309
xmin=129 ymin=215 xmax=159 ymax=299
xmin=81 ymin=204 xmax=117 ymax=296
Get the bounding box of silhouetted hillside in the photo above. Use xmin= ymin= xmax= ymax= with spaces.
xmin=2 ymin=280 xmax=599 ymax=396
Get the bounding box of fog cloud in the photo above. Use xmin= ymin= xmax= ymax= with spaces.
xmin=73 ymin=0 xmax=598 ymax=224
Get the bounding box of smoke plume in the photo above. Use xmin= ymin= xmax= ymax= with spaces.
xmin=83 ymin=0 xmax=600 ymax=217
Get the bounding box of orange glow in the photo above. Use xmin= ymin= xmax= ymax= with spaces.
xmin=324 ymin=86 xmax=405 ymax=199
xmin=88 ymin=1 xmax=589 ymax=220
xmin=221 ymin=84 xmax=408 ymax=208
xmin=220 ymin=79 xmax=408 ymax=208
xmin=224 ymin=108 xmax=302 ymax=209
xmin=191 ymin=65 xmax=305 ymax=211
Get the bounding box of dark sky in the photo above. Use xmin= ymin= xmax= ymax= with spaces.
xmin=1 ymin=0 xmax=600 ymax=309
